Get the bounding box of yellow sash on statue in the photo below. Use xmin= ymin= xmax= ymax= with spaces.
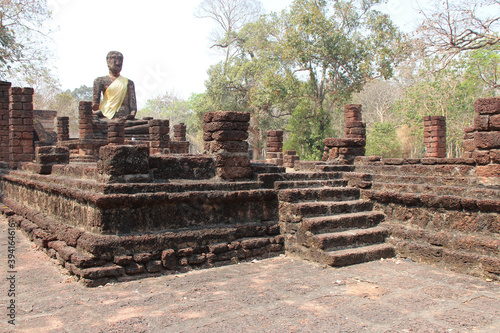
xmin=100 ymin=76 xmax=129 ymax=119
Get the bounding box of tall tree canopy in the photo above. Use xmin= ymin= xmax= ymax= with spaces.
xmin=195 ymin=0 xmax=407 ymax=159
xmin=418 ymin=0 xmax=500 ymax=63
xmin=0 ymin=0 xmax=53 ymax=83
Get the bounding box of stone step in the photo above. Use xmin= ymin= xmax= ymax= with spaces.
xmin=371 ymin=182 xmax=500 ymax=200
xmin=258 ymin=172 xmax=343 ymax=189
xmin=355 ymin=164 xmax=476 ymax=178
xmin=371 ymin=174 xmax=479 ymax=187
xmin=275 ymin=179 xmax=348 ymax=190
xmin=311 ymin=226 xmax=388 ymax=251
xmin=293 ymin=161 xmax=325 ymax=171
xmin=316 ymin=164 xmax=356 ymax=172
xmin=288 ymin=200 xmax=373 ymax=218
xmin=278 ymin=187 xmax=359 ymax=203
xmin=302 ymin=211 xmax=385 ymax=234
xmin=323 ymin=243 xmax=395 ymax=267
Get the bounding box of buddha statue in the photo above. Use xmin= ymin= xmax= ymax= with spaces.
xmin=92 ymin=51 xmax=137 ymax=120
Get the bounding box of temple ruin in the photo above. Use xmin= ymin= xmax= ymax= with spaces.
xmin=0 ymin=79 xmax=499 ymax=286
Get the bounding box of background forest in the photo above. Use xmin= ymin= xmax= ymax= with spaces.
xmin=2 ymin=0 xmax=499 ymax=160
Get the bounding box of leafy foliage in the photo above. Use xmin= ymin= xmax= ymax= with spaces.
xmin=194 ymin=0 xmax=406 ymax=160
xmin=365 ymin=122 xmax=401 ymax=158
xmin=0 ymin=0 xmax=54 ymax=83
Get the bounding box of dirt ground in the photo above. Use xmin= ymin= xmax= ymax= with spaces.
xmin=1 ymin=214 xmax=499 ymax=333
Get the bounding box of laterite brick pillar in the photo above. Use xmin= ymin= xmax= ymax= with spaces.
xmin=149 ymin=119 xmax=170 ymax=154
xmin=78 ymin=101 xmax=94 ymax=140
xmin=462 ymin=126 xmax=475 ymax=159
xmin=283 ymin=150 xmax=300 ymax=169
xmin=423 ymin=116 xmax=446 ymax=158
xmin=323 ymin=104 xmax=366 ymax=164
xmin=173 ymin=123 xmax=186 ymax=142
xmin=108 ymin=121 xmax=125 ymax=145
xmin=57 ymin=116 xmax=70 ymax=142
xmin=344 ymin=104 xmax=366 ymax=140
xmin=473 ymin=98 xmax=500 ymax=182
xmin=0 ymin=81 xmax=11 ymax=162
xmin=9 ymin=87 xmax=35 ymax=166
xmin=203 ymin=111 xmax=251 ymax=180
xmin=266 ymin=130 xmax=283 ymax=166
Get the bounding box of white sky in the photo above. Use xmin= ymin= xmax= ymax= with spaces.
xmin=47 ymin=0 xmax=421 ymax=108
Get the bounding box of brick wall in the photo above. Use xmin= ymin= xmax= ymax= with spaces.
xmin=0 ymin=81 xmax=11 ymax=162
xmin=473 ymin=98 xmax=500 ymax=184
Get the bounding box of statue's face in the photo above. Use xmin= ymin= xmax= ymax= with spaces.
xmin=107 ymin=54 xmax=123 ymax=73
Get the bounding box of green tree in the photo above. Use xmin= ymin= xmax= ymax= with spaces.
xmin=365 ymin=122 xmax=401 ymax=158
xmin=393 ymin=47 xmax=498 ymax=158
xmin=269 ymin=0 xmax=406 ymax=159
xmin=1 ymin=0 xmax=54 ymax=83
xmin=196 ymin=0 xmax=406 ymax=160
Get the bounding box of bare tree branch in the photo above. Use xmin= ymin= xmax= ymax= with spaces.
xmin=418 ymin=0 xmax=500 ymax=58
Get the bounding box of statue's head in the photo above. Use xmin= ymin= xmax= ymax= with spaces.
xmin=106 ymin=51 xmax=123 ymax=75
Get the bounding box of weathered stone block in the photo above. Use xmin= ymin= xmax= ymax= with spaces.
xmin=477 ymin=164 xmax=500 ymax=178
xmin=475 ymin=115 xmax=490 ymax=131
xmin=475 ymin=131 xmax=500 ymax=149
xmin=212 ymin=130 xmax=248 ymax=141
xmin=203 ymin=111 xmax=250 ymax=123
xmin=145 ymin=260 xmax=162 ymax=273
xmin=161 ymin=249 xmax=177 ymax=270
xmin=203 ymin=121 xmax=249 ymax=132
xmin=97 ymin=145 xmax=149 ymax=176
xmin=475 ymin=97 xmax=500 ymax=115
xmin=473 ymin=150 xmax=490 ymax=165
xmin=215 ymin=154 xmax=250 ymax=167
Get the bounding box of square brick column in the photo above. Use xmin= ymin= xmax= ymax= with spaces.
xmin=266 ymin=130 xmax=283 ymax=166
xmin=462 ymin=126 xmax=475 ymax=159
xmin=78 ymin=101 xmax=94 ymax=140
xmin=283 ymin=150 xmax=300 ymax=168
xmin=203 ymin=111 xmax=251 ymax=180
xmin=323 ymin=104 xmax=366 ymax=164
xmin=344 ymin=104 xmax=366 ymax=140
xmin=57 ymin=116 xmax=70 ymax=142
xmin=9 ymin=87 xmax=34 ymax=166
xmin=108 ymin=120 xmax=125 ymax=145
xmin=473 ymin=98 xmax=500 ymax=182
xmin=173 ymin=123 xmax=186 ymax=142
xmin=0 ymin=81 xmax=11 ymax=162
xmin=423 ymin=116 xmax=446 ymax=158
xmin=149 ymin=119 xmax=170 ymax=154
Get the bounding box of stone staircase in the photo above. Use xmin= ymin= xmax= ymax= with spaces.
xmin=353 ymin=159 xmax=500 ymax=281
xmin=266 ymin=171 xmax=394 ymax=267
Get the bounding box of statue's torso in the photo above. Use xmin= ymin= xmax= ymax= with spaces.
xmin=93 ymin=75 xmax=136 ymax=118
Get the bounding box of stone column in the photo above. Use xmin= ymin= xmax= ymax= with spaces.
xmin=149 ymin=119 xmax=170 ymax=154
xmin=108 ymin=121 xmax=125 ymax=145
xmin=283 ymin=150 xmax=300 ymax=169
xmin=9 ymin=87 xmax=34 ymax=166
xmin=424 ymin=116 xmax=446 ymax=158
xmin=173 ymin=123 xmax=186 ymax=142
xmin=323 ymin=104 xmax=366 ymax=164
xmin=266 ymin=130 xmax=283 ymax=166
xmin=78 ymin=101 xmax=93 ymax=140
xmin=203 ymin=111 xmax=251 ymax=180
xmin=57 ymin=116 xmax=70 ymax=142
xmin=462 ymin=126 xmax=475 ymax=159
xmin=473 ymin=98 xmax=500 ymax=183
xmin=0 ymin=81 xmax=11 ymax=162
xmin=344 ymin=104 xmax=366 ymax=140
